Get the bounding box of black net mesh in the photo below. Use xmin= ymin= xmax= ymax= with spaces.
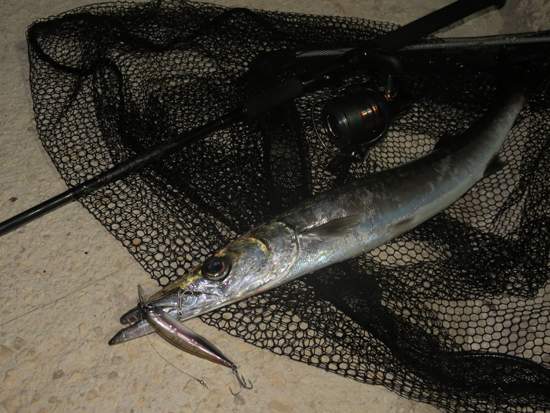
xmin=26 ymin=1 xmax=550 ymax=411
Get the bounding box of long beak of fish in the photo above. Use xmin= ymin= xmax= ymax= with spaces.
xmin=108 ymin=287 xmax=181 ymax=345
xmin=119 ymin=293 xmax=179 ymax=326
xmin=110 ymin=286 xmax=236 ymax=370
xmin=142 ymin=286 xmax=237 ymax=369
xmin=110 ymin=286 xmax=253 ymax=394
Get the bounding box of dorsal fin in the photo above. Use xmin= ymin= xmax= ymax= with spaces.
xmin=483 ymin=156 xmax=507 ymax=178
xmin=433 ymin=132 xmax=456 ymax=151
xmin=137 ymin=284 xmax=148 ymax=305
xmin=301 ymin=215 xmax=363 ymax=240
xmin=434 ymin=134 xmax=507 ymax=179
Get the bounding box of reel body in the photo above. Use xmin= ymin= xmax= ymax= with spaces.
xmin=318 ymin=80 xmax=409 ymax=171
xmin=322 ymin=85 xmax=389 ymax=152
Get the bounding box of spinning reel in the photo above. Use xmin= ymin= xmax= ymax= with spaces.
xmin=315 ymin=74 xmax=410 ymax=173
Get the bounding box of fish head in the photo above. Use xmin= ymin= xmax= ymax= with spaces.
xmin=139 ymin=221 xmax=299 ymax=321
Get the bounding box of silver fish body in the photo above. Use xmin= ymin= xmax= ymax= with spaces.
xmin=110 ymin=85 xmax=529 ymax=346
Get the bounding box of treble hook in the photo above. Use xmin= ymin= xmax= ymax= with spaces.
xmin=229 ymin=368 xmax=253 ymax=396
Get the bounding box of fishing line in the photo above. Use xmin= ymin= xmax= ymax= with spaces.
xmin=139 ymin=288 xmax=250 ymax=394
xmin=0 ymin=265 xmax=210 ymax=389
xmin=0 ymin=270 xmax=116 ymax=328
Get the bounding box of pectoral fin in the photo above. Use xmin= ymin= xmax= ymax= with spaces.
xmin=301 ymin=215 xmax=363 ymax=240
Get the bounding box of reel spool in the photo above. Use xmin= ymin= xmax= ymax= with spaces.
xmin=316 ymin=80 xmax=409 ymax=172
xmin=321 ymin=85 xmax=390 ymax=153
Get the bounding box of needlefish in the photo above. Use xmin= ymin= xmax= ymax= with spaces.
xmin=109 ymin=82 xmax=529 ymax=385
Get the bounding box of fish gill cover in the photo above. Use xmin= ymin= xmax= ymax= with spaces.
xmin=26 ymin=0 xmax=550 ymax=411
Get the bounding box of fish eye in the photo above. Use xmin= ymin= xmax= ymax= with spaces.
xmin=201 ymin=257 xmax=230 ymax=281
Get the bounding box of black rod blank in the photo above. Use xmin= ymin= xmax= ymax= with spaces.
xmin=376 ymin=0 xmax=506 ymax=52
xmin=0 ymin=0 xmax=505 ymax=237
xmin=0 ymin=108 xmax=246 ymax=236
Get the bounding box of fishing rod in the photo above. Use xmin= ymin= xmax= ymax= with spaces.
xmin=0 ymin=0 xmax=505 ymax=237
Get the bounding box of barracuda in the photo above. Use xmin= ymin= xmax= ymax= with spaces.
xmin=109 ymin=84 xmax=529 ymax=353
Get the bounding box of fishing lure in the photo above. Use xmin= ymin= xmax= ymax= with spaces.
xmin=137 ymin=285 xmax=252 ymax=395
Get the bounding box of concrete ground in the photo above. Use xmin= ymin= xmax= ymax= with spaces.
xmin=0 ymin=0 xmax=547 ymax=412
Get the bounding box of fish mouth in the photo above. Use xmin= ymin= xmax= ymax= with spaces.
xmin=109 ymin=288 xmax=220 ymax=345
xmin=118 ymin=293 xmax=180 ymax=325
xmin=119 ymin=289 xmax=219 ymax=325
